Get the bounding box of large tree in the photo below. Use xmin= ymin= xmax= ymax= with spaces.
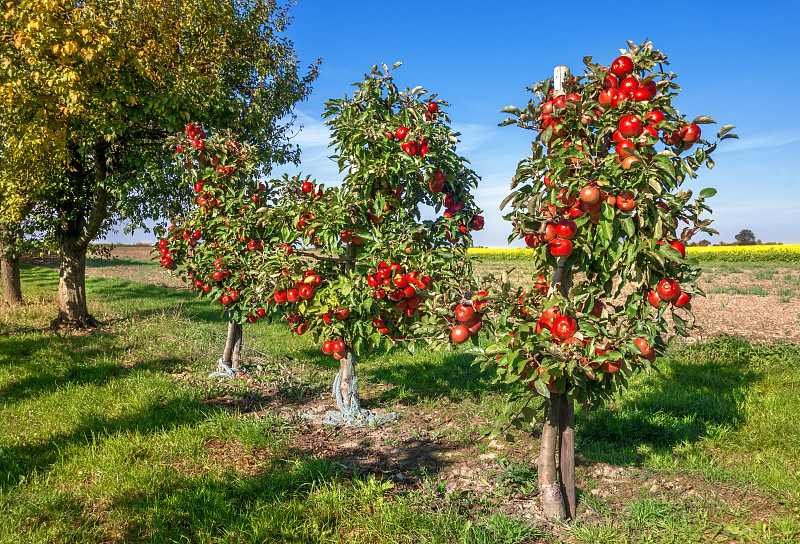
xmin=734 ymin=229 xmax=757 ymax=245
xmin=0 ymin=0 xmax=318 ymax=326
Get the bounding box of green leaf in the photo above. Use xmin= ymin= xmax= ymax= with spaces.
xmin=534 ymin=380 xmax=550 ymax=398
xmin=717 ymin=125 xmax=735 ymax=138
xmin=599 ymin=216 xmax=614 ymax=243
xmin=695 ymin=147 xmax=706 ymax=163
xmin=621 ymin=216 xmax=635 ymax=238
xmin=499 ymin=191 xmax=517 ymax=211
xmin=501 ymin=105 xmax=521 ymax=115
xmin=699 ymin=188 xmax=717 ymax=199
xmin=691 ymin=116 xmax=716 ymax=124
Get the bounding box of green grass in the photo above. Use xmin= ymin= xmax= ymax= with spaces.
xmin=577 ymin=337 xmax=800 ymax=508
xmin=705 ymin=285 xmax=770 ymax=295
xmin=3 ymin=262 xmax=800 ymax=543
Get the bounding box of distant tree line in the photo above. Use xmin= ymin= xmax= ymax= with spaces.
xmin=687 ymin=229 xmax=784 ymax=247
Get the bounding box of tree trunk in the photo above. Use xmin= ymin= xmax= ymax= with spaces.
xmin=333 ymin=241 xmax=364 ymax=414
xmin=558 ymin=394 xmax=576 ymax=519
xmin=1 ymin=207 xmax=32 ymax=306
xmin=539 ymin=396 xmax=567 ymax=519
xmin=222 ymin=321 xmax=243 ymax=370
xmin=1 ymin=252 xmax=23 ymax=306
xmin=51 ymin=140 xmax=110 ymax=329
xmin=334 ymin=349 xmax=362 ymax=415
xmin=52 ymin=241 xmax=96 ymax=328
xmin=0 ymin=223 xmax=23 ymax=306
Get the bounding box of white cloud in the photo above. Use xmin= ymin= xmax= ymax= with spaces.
xmin=285 ymin=111 xmax=331 ymax=148
xmin=450 ymin=122 xmax=499 ymax=154
xmin=715 ymin=130 xmax=800 ymax=154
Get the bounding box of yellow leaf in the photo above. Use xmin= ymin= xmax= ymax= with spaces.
xmin=52 ymin=43 xmax=60 ymax=54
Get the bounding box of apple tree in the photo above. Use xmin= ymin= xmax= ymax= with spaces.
xmin=256 ymin=64 xmax=484 ymax=425
xmin=155 ymin=126 xmax=293 ymax=374
xmin=482 ymin=41 xmax=737 ymax=519
xmin=2 ymin=0 xmax=319 ymax=327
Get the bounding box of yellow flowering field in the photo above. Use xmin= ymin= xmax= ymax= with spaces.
xmin=467 ymin=245 xmax=800 ymax=262
xmin=685 ymin=244 xmax=800 ymax=262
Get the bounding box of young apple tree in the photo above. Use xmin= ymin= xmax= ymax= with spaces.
xmin=484 ymin=40 xmax=737 ymax=519
xmin=256 ymin=63 xmax=484 ymax=425
xmin=156 ymin=126 xmax=286 ymax=374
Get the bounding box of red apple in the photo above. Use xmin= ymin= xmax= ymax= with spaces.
xmin=672 ymin=291 xmax=691 ymax=308
xmin=451 ymin=324 xmax=470 ymax=344
xmin=525 ymin=234 xmax=539 ymax=248
xmin=610 ymin=56 xmax=633 ymax=78
xmin=669 ymin=240 xmax=686 ymax=258
xmin=646 ymin=110 xmax=665 ymax=126
xmin=555 ymin=219 xmax=577 ymax=239
xmin=619 ymin=76 xmax=639 ymax=94
xmin=552 ymin=315 xmax=578 ymax=340
xmin=580 ymin=185 xmax=600 ymax=204
xmin=656 ymin=279 xmax=681 ymax=302
xmin=299 ymin=284 xmax=314 ymax=300
xmin=618 ymin=115 xmax=643 ymax=138
xmin=549 ymin=238 xmax=573 ymax=257
xmin=455 ymin=304 xmax=476 ymax=324
xmin=680 ymin=123 xmax=702 ymax=143
xmin=615 ymin=139 xmax=636 ymax=158
xmin=616 ymin=192 xmax=637 ymax=212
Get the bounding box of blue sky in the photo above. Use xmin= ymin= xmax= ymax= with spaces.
xmin=112 ymin=1 xmax=800 ymax=246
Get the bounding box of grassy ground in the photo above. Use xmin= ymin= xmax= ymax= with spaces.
xmin=1 ymin=261 xmax=799 ymax=543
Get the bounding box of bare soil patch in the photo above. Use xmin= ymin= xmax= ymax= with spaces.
xmin=477 ymin=261 xmax=800 ymax=346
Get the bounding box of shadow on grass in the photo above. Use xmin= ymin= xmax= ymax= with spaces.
xmin=0 ymin=372 xmax=231 ymax=491
xmin=576 ymin=336 xmax=765 ymax=465
xmin=85 ymin=276 xmax=223 ymax=323
xmin=86 ymin=257 xmax=155 ymax=269
xmin=290 ymin=343 xmax=494 ymax=405
xmin=365 ymin=350 xmax=493 ymax=405
xmin=111 ymin=457 xmax=345 ymax=543
xmin=0 ymin=332 xmax=127 ymax=403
